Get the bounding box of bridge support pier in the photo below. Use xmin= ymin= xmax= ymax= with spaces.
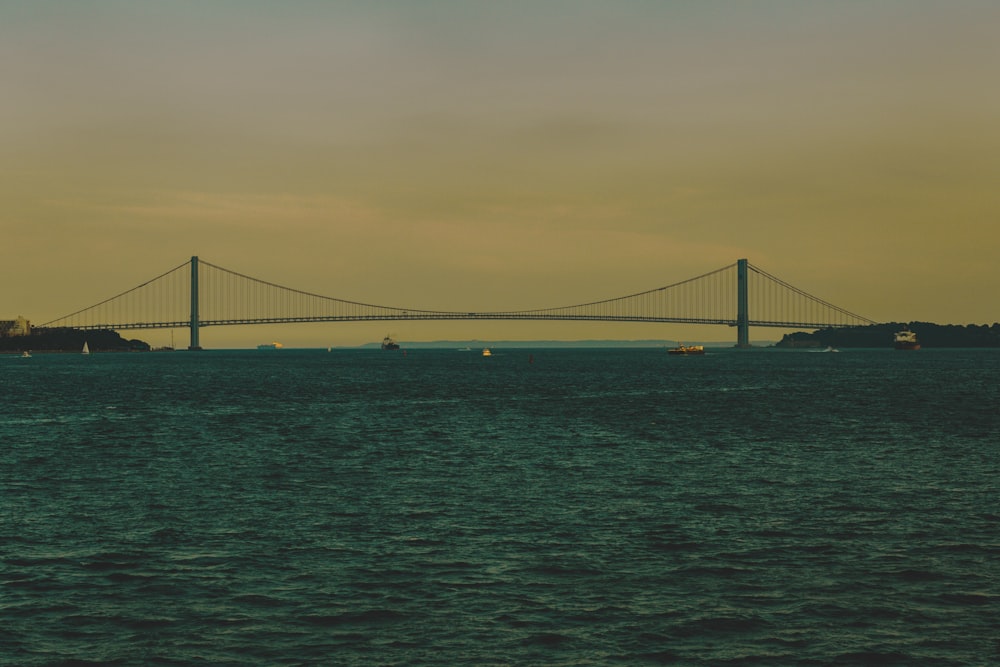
xmin=189 ymin=255 xmax=202 ymax=350
xmin=736 ymin=258 xmax=750 ymax=348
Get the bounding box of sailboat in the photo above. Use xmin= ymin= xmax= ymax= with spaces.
xmin=82 ymin=341 xmax=90 ymax=355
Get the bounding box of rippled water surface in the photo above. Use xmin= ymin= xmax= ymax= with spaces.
xmin=2 ymin=348 xmax=997 ymax=665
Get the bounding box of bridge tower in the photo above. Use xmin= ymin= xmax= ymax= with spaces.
xmin=189 ymin=256 xmax=202 ymax=350
xmin=736 ymin=258 xmax=750 ymax=348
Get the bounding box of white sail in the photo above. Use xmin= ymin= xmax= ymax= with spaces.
xmin=82 ymin=341 xmax=89 ymax=355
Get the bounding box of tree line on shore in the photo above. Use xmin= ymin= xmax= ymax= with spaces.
xmin=777 ymin=322 xmax=1000 ymax=348
xmin=0 ymin=328 xmax=150 ymax=352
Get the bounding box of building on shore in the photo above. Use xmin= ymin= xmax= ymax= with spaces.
xmin=0 ymin=316 xmax=31 ymax=337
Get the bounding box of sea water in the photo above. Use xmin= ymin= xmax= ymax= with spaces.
xmin=1 ymin=348 xmax=997 ymax=666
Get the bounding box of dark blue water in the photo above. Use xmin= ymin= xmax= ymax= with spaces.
xmin=2 ymin=348 xmax=997 ymax=666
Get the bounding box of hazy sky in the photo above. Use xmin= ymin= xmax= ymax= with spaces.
xmin=3 ymin=0 xmax=998 ymax=347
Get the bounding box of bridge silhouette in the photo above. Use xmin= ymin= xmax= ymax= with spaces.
xmin=40 ymin=257 xmax=875 ymax=349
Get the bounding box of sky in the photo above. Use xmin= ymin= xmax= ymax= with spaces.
xmin=3 ymin=0 xmax=999 ymax=348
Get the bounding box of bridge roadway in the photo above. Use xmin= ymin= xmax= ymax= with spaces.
xmin=58 ymin=313 xmax=856 ymax=332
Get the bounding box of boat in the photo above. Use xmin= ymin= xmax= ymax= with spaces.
xmin=381 ymin=336 xmax=400 ymax=351
xmin=894 ymin=329 xmax=920 ymax=350
xmin=482 ymin=348 xmax=492 ymax=357
xmin=21 ymin=350 xmax=31 ymax=358
xmin=667 ymin=343 xmax=705 ymax=355
xmin=82 ymin=341 xmax=89 ymax=355
xmin=257 ymin=342 xmax=284 ymax=350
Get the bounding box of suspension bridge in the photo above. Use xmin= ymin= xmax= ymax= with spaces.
xmin=39 ymin=257 xmax=875 ymax=349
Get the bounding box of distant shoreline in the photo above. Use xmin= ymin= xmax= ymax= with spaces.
xmin=0 ymin=328 xmax=149 ymax=353
xmin=776 ymin=322 xmax=1000 ymax=348
xmin=352 ymin=339 xmax=762 ymax=349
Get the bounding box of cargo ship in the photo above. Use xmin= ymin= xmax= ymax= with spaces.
xmin=381 ymin=336 xmax=400 ymax=351
xmin=894 ymin=329 xmax=920 ymax=350
xmin=257 ymin=342 xmax=283 ymax=350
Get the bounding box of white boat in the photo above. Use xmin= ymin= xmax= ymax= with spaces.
xmin=82 ymin=342 xmax=90 ymax=355
xmin=894 ymin=329 xmax=920 ymax=351
xmin=21 ymin=350 xmax=31 ymax=358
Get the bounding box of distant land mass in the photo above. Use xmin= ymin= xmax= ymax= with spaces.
xmin=357 ymin=339 xmax=765 ymax=349
xmin=777 ymin=322 xmax=1000 ymax=348
xmin=0 ymin=328 xmax=150 ymax=353
xmin=7 ymin=324 xmax=998 ymax=352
